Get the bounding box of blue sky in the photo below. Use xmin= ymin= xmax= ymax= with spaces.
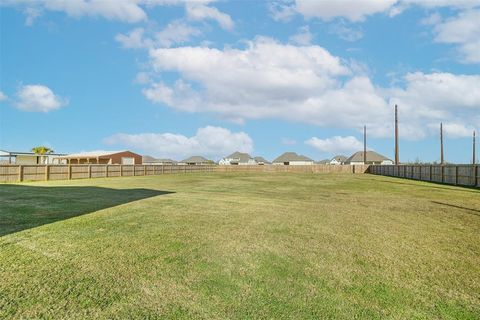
xmin=1 ymin=0 xmax=479 ymax=163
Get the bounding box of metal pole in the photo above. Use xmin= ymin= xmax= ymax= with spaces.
xmin=395 ymin=104 xmax=399 ymax=165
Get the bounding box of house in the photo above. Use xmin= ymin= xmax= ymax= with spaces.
xmin=253 ymin=156 xmax=270 ymax=165
xmin=330 ymin=155 xmax=347 ymax=165
xmin=142 ymin=155 xmax=177 ymax=165
xmin=56 ymin=150 xmax=142 ymax=164
xmin=0 ymin=150 xmax=66 ymax=165
xmin=316 ymin=159 xmax=330 ymax=165
xmin=219 ymin=151 xmax=257 ymax=165
xmin=272 ymin=152 xmax=314 ymax=165
xmin=179 ymin=156 xmax=213 ymax=165
xmin=344 ymin=151 xmax=393 ymax=165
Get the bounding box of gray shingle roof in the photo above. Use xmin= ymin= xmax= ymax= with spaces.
xmin=225 ymin=151 xmax=253 ymax=164
xmin=332 ymin=155 xmax=347 ymax=162
xmin=181 ymin=156 xmax=211 ymax=163
xmin=272 ymin=152 xmax=313 ymax=163
xmin=253 ymin=156 xmax=270 ymax=164
xmin=345 ymin=151 xmax=392 ymax=163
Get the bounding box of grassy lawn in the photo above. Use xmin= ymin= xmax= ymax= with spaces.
xmin=1 ymin=173 xmax=479 ymax=319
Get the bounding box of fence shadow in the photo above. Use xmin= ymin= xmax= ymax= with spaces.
xmin=366 ymin=176 xmax=480 ymax=194
xmin=0 ymin=185 xmax=173 ymax=237
xmin=431 ymin=201 xmax=480 ymax=217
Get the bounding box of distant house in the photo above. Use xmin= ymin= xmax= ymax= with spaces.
xmin=330 ymin=155 xmax=347 ymax=165
xmin=316 ymin=159 xmax=330 ymax=165
xmin=272 ymin=152 xmax=314 ymax=165
xmin=56 ymin=150 xmax=142 ymax=165
xmin=219 ymin=151 xmax=257 ymax=165
xmin=142 ymin=155 xmax=177 ymax=165
xmin=253 ymin=156 xmax=270 ymax=165
xmin=179 ymin=156 xmax=213 ymax=165
xmin=0 ymin=150 xmax=66 ymax=165
xmin=344 ymin=151 xmax=393 ymax=165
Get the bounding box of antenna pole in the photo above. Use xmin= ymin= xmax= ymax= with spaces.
xmin=395 ymin=104 xmax=399 ymax=165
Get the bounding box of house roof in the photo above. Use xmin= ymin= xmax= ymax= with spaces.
xmin=317 ymin=159 xmax=330 ymax=164
xmin=272 ymin=152 xmax=313 ymax=163
xmin=181 ymin=155 xmax=211 ymax=163
xmin=0 ymin=150 xmax=65 ymax=156
xmin=56 ymin=150 xmax=126 ymax=159
xmin=142 ymin=155 xmax=157 ymax=162
xmin=331 ymin=155 xmax=347 ymax=162
xmin=254 ymin=156 xmax=270 ymax=164
xmin=225 ymin=151 xmax=253 ymax=163
xmin=345 ymin=151 xmax=392 ymax=163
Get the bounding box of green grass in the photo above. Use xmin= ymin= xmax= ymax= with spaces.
xmin=1 ymin=173 xmax=479 ymax=319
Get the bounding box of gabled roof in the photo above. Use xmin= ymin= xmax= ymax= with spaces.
xmin=142 ymin=155 xmax=157 ymax=162
xmin=181 ymin=155 xmax=211 ymax=163
xmin=57 ymin=150 xmax=127 ymax=159
xmin=0 ymin=150 xmax=65 ymax=156
xmin=254 ymin=156 xmax=270 ymax=164
xmin=317 ymin=159 xmax=330 ymax=164
xmin=345 ymin=151 xmax=392 ymax=163
xmin=331 ymin=155 xmax=347 ymax=162
xmin=225 ymin=151 xmax=253 ymax=163
xmin=272 ymin=152 xmax=313 ymax=163
xmin=143 ymin=156 xmax=177 ymax=163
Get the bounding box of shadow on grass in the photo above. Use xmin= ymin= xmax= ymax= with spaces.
xmin=0 ymin=184 xmax=173 ymax=237
xmin=365 ymin=176 xmax=480 ymax=194
xmin=432 ymin=201 xmax=480 ymax=216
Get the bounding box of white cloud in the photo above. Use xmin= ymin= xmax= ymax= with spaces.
xmin=294 ymin=0 xmax=397 ymax=22
xmin=15 ymin=84 xmax=67 ymax=112
xmin=440 ymin=123 xmax=476 ymax=138
xmin=140 ymin=37 xmax=480 ymax=140
xmin=432 ymin=9 xmax=480 ymax=63
xmin=104 ymin=126 xmax=253 ymax=160
xmin=289 ymin=26 xmax=312 ymax=45
xmin=2 ymin=0 xmax=232 ymax=27
xmin=186 ymin=2 xmax=234 ymax=30
xmin=0 ymin=91 xmax=7 ymax=101
xmin=329 ymin=22 xmax=363 ymax=42
xmin=116 ymin=21 xmax=201 ymax=49
xmin=305 ymin=136 xmax=363 ymax=154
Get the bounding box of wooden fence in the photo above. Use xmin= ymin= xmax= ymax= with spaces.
xmin=0 ymin=164 xmax=369 ymax=183
xmin=369 ymin=164 xmax=480 ymax=188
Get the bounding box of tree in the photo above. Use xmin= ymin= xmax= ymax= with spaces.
xmin=31 ymin=146 xmax=54 ymax=164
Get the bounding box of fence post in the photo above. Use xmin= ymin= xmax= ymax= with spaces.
xmin=45 ymin=165 xmax=49 ymax=181
xmin=429 ymin=165 xmax=432 ymax=182
xmin=19 ymin=165 xmax=23 ymax=182
xmin=68 ymin=165 xmax=72 ymax=180
xmin=144 ymin=165 xmax=146 ymax=176
xmin=455 ymin=166 xmax=458 ymax=185
xmin=441 ymin=165 xmax=444 ymax=183
xmin=88 ymin=164 xmax=92 ymax=179
xmin=476 ymin=165 xmax=479 ymax=187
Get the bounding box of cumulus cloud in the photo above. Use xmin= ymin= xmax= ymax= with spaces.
xmin=185 ymin=2 xmax=234 ymax=30
xmin=104 ymin=126 xmax=253 ymax=160
xmin=139 ymin=37 xmax=480 ymax=140
xmin=2 ymin=0 xmax=232 ymax=27
xmin=0 ymin=91 xmax=7 ymax=101
xmin=432 ymin=9 xmax=480 ymax=63
xmin=15 ymin=85 xmax=67 ymax=112
xmin=305 ymin=136 xmax=363 ymax=154
xmin=289 ymin=26 xmax=312 ymax=45
xmin=283 ymin=0 xmax=479 ymax=22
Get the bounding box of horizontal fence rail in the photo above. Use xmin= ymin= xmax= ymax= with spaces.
xmin=0 ymin=164 xmax=369 ymax=183
xmin=369 ymin=164 xmax=480 ymax=188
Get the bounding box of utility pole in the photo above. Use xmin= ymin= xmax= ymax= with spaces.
xmin=473 ymin=130 xmax=476 ymax=165
xmin=440 ymin=123 xmax=444 ymax=165
xmin=363 ymin=125 xmax=367 ymax=164
xmin=394 ymin=104 xmax=399 ymax=165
